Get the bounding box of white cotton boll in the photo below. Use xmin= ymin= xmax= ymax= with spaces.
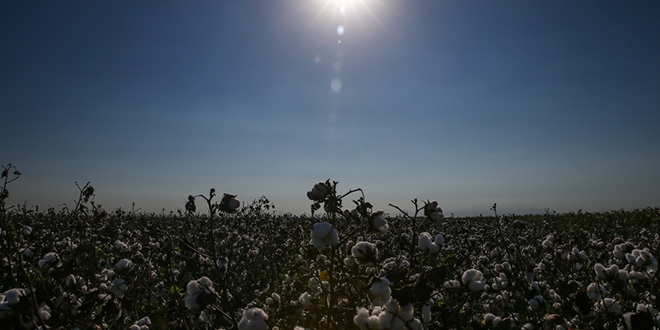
xmin=187 ymin=281 xmax=201 ymax=296
xmin=379 ymin=310 xmax=395 ymax=325
xmin=383 ymin=300 xmax=398 ymax=314
xmin=238 ymin=308 xmax=268 ymax=330
xmin=370 ymin=279 xmax=392 ymax=306
xmin=38 ymin=252 xmax=59 ymax=268
xmin=367 ymin=315 xmax=379 ymax=329
xmin=130 ymin=325 xmax=140 ymax=330
xmin=408 ymin=319 xmax=422 ymax=330
xmin=617 ymin=269 xmax=629 ymax=281
xmin=587 ymin=282 xmax=606 ymax=300
xmin=594 ymin=263 xmax=607 ymax=279
xmin=311 ymin=222 xmax=339 ymax=249
xmin=370 ymin=211 xmax=389 ymax=235
xmin=484 ymin=313 xmax=496 ymax=323
xmin=462 ymin=269 xmax=482 ymax=285
xmin=351 ymin=241 xmax=379 ymax=265
xmin=299 ymin=292 xmax=313 ymax=309
xmin=185 ymin=294 xmax=199 ymax=309
xmin=468 ymin=281 xmax=486 ymax=292
xmin=137 ymin=316 xmax=151 ymax=326
xmin=613 ymin=247 xmax=624 ymax=259
xmin=312 ymin=222 xmax=332 ymax=240
xmin=114 ymin=240 xmax=128 ymax=250
xmin=422 ymin=303 xmax=431 ymax=323
xmin=197 ymin=276 xmax=212 ymax=288
xmin=344 ymin=257 xmax=356 ymax=267
xmin=110 ymin=278 xmax=127 ymax=298
xmin=5 ymin=288 xmax=25 ymax=305
xmin=370 ymin=278 xmax=391 ymax=297
xmin=434 ymin=234 xmax=445 ymax=247
xmin=597 ymin=298 xmax=621 ymax=315
xmin=629 ymin=270 xmax=646 ymax=279
xmin=115 ymin=258 xmax=134 ymax=273
xmin=417 ymin=233 xmax=440 ymax=253
xmin=418 ymin=232 xmax=433 ymax=251
xmin=399 ymin=303 xmax=414 ymax=321
xmin=444 ymin=280 xmax=461 ymax=289
xmin=462 ymin=269 xmax=485 ymax=291
xmin=354 ymin=307 xmax=370 ymax=330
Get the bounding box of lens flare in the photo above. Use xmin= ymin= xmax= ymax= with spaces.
xmin=331 ymin=78 xmax=342 ymax=93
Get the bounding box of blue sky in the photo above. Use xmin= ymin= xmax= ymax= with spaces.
xmin=2 ymin=0 xmax=659 ymax=216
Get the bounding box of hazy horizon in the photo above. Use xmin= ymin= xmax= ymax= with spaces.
xmin=2 ymin=0 xmax=659 ymax=217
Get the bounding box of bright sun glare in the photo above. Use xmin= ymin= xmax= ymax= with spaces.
xmin=309 ymin=0 xmax=385 ymax=32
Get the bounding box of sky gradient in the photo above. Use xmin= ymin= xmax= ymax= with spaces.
xmin=2 ymin=0 xmax=659 ymax=216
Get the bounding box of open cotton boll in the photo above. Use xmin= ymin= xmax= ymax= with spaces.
xmin=422 ymin=303 xmax=431 ymax=323
xmin=370 ymin=278 xmax=391 ymax=306
xmin=462 ymin=269 xmax=486 ymax=292
xmin=398 ymin=303 xmax=414 ymax=322
xmin=351 ymin=241 xmax=379 ymax=265
xmin=307 ymin=181 xmax=330 ymax=201
xmin=418 ymin=232 xmax=440 ymax=254
xmin=594 ymin=263 xmax=607 ymax=279
xmin=238 ymin=308 xmax=268 ymax=330
xmin=5 ymin=288 xmax=25 ymax=305
xmin=311 ymin=222 xmax=339 ymax=250
xmin=434 ymin=234 xmax=445 ymax=247
xmin=353 ymin=307 xmax=371 ymax=330
xmin=369 ymin=211 xmax=389 ymax=235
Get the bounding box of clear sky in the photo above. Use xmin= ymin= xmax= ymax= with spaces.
xmin=2 ymin=0 xmax=659 ymax=216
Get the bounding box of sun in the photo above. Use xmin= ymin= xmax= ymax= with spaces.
xmin=307 ymin=0 xmax=387 ymax=33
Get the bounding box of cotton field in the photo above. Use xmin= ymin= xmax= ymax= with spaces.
xmin=1 ymin=172 xmax=659 ymax=329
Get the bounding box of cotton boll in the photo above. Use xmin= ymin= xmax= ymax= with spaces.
xmin=422 ymin=303 xmax=431 ymax=323
xmin=468 ymin=280 xmax=486 ymax=292
xmin=367 ymin=315 xmax=379 ymax=329
xmin=594 ymin=263 xmax=606 ymax=279
xmin=353 ymin=307 xmax=370 ymax=330
xmin=370 ymin=278 xmax=392 ymax=306
xmin=586 ymin=283 xmax=606 ymax=300
xmin=398 ymin=303 xmax=414 ymax=321
xmin=5 ymin=288 xmax=25 ymax=305
xmin=434 ymin=234 xmax=445 ymax=247
xmin=299 ymin=292 xmax=313 ymax=309
xmin=407 ymin=318 xmax=422 ymax=330
xmin=383 ymin=300 xmax=398 ymax=314
xmin=462 ymin=269 xmax=483 ymax=285
xmin=462 ymin=269 xmax=486 ymax=292
xmin=238 ymin=308 xmax=268 ymax=330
